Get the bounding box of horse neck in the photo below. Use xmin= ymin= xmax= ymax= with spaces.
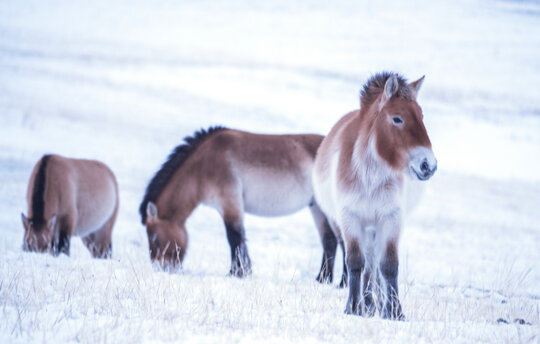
xmin=159 ymin=170 xmax=201 ymax=224
xmin=352 ymin=135 xmax=401 ymax=194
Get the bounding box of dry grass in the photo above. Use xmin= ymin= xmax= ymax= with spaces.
xmin=1 ymin=243 xmax=538 ymax=344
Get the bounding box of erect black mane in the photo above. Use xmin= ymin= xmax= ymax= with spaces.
xmin=31 ymin=154 xmax=52 ymax=227
xmin=359 ymin=71 xmax=413 ymax=108
xmin=139 ymin=126 xmax=227 ymax=224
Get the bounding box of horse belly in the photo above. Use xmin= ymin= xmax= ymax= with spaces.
xmin=73 ymin=178 xmax=117 ymax=236
xmin=242 ymin=171 xmax=313 ymax=217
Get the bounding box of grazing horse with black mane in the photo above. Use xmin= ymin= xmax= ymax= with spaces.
xmin=22 ymin=154 xmax=119 ymax=258
xmin=140 ymin=127 xmax=344 ymax=281
xmin=313 ymin=72 xmax=437 ymax=319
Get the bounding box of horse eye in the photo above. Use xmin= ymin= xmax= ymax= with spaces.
xmin=392 ymin=116 xmax=403 ymax=125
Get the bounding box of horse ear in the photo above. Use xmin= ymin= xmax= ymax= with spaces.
xmin=21 ymin=213 xmax=30 ymax=229
xmin=409 ymin=75 xmax=425 ymax=99
xmin=48 ymin=214 xmax=57 ymax=229
xmin=147 ymin=202 xmax=159 ymax=222
xmin=380 ymin=74 xmax=399 ymax=108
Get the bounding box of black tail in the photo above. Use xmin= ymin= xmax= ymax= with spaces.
xmin=31 ymin=154 xmax=52 ymax=226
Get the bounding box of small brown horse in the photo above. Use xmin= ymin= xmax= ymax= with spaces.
xmin=313 ymin=72 xmax=437 ymax=319
xmin=21 ymin=154 xmax=119 ymax=258
xmin=140 ymin=127 xmax=344 ymax=280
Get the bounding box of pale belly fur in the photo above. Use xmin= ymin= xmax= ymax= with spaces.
xmin=73 ymin=180 xmax=117 ymax=236
xmin=242 ymin=169 xmax=314 ymax=217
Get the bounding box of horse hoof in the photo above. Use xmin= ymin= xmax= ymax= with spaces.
xmin=382 ymin=311 xmax=406 ymax=321
xmin=364 ymin=306 xmax=376 ymax=317
xmin=344 ymin=303 xmax=362 ymax=316
xmin=344 ymin=309 xmax=362 ymax=316
xmin=315 ymin=275 xmax=332 ymax=284
xmin=337 ymin=279 xmax=348 ymax=289
xmin=229 ymin=268 xmax=251 ymax=278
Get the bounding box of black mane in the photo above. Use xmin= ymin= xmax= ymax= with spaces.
xmin=139 ymin=126 xmax=227 ymax=224
xmin=359 ymin=71 xmax=413 ymax=108
xmin=31 ymin=154 xmax=52 ymax=226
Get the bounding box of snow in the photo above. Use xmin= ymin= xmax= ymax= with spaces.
xmin=1 ymin=0 xmax=539 ymax=343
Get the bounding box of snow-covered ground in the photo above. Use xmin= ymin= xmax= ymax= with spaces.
xmin=1 ymin=0 xmax=539 ymax=342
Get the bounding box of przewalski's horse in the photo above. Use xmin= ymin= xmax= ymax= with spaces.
xmin=313 ymin=72 xmax=437 ymax=319
xmin=139 ymin=127 xmax=344 ymax=280
xmin=21 ymin=154 xmax=119 ymax=258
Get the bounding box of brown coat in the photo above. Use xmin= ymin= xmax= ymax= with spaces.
xmin=141 ymin=127 xmax=343 ymax=282
xmin=22 ymin=154 xmax=119 ymax=258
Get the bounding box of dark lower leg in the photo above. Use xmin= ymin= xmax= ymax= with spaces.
xmin=316 ymin=229 xmax=337 ymax=284
xmin=380 ymin=242 xmax=404 ymax=320
xmin=53 ymin=226 xmax=70 ymax=256
xmin=225 ymin=222 xmax=251 ymax=277
xmin=344 ymin=246 xmax=365 ymax=315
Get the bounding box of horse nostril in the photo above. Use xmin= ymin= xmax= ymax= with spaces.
xmin=420 ymin=160 xmax=429 ymax=173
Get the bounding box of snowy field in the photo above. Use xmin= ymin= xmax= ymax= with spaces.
xmin=1 ymin=0 xmax=539 ymax=342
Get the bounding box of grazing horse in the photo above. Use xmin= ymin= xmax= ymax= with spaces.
xmin=21 ymin=154 xmax=119 ymax=258
xmin=313 ymin=72 xmax=437 ymax=319
xmin=139 ymin=127 xmax=344 ymax=280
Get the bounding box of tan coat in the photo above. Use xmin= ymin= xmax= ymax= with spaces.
xmin=22 ymin=154 xmax=119 ymax=258
xmin=141 ymin=127 xmax=343 ymax=282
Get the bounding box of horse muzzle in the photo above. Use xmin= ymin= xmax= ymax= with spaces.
xmin=409 ymin=147 xmax=437 ymax=181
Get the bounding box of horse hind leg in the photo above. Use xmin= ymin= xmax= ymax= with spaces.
xmin=52 ymin=215 xmax=73 ymax=256
xmin=82 ymin=208 xmax=117 ymax=259
xmin=323 ymin=219 xmax=348 ymax=288
xmin=309 ymin=203 xmax=337 ymax=284
xmin=332 ymin=222 xmax=348 ymax=289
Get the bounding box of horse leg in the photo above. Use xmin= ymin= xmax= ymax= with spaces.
xmin=361 ymin=266 xmax=376 ymax=316
xmin=335 ymin=229 xmax=348 ymax=288
xmin=325 ymin=219 xmax=348 ymax=288
xmin=379 ymin=240 xmax=404 ymax=320
xmin=52 ymin=215 xmax=72 ymax=256
xmin=224 ymin=221 xmax=251 ymax=277
xmin=344 ymin=238 xmax=365 ymax=315
xmin=82 ymin=208 xmax=117 ymax=259
xmin=221 ymin=198 xmax=251 ymax=277
xmin=310 ymin=203 xmax=337 ymax=284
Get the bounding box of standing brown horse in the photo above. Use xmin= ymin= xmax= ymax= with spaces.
xmin=21 ymin=154 xmax=119 ymax=258
xmin=140 ymin=127 xmax=345 ymax=281
xmin=313 ymin=72 xmax=437 ymax=319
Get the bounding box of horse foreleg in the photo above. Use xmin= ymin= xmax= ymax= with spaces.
xmin=361 ymin=267 xmax=376 ymax=316
xmin=344 ymin=240 xmax=365 ymax=316
xmin=224 ymin=220 xmax=252 ymax=278
xmin=380 ymin=240 xmax=404 ymax=320
xmin=52 ymin=216 xmax=72 ymax=256
xmin=345 ymin=245 xmax=377 ymax=316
